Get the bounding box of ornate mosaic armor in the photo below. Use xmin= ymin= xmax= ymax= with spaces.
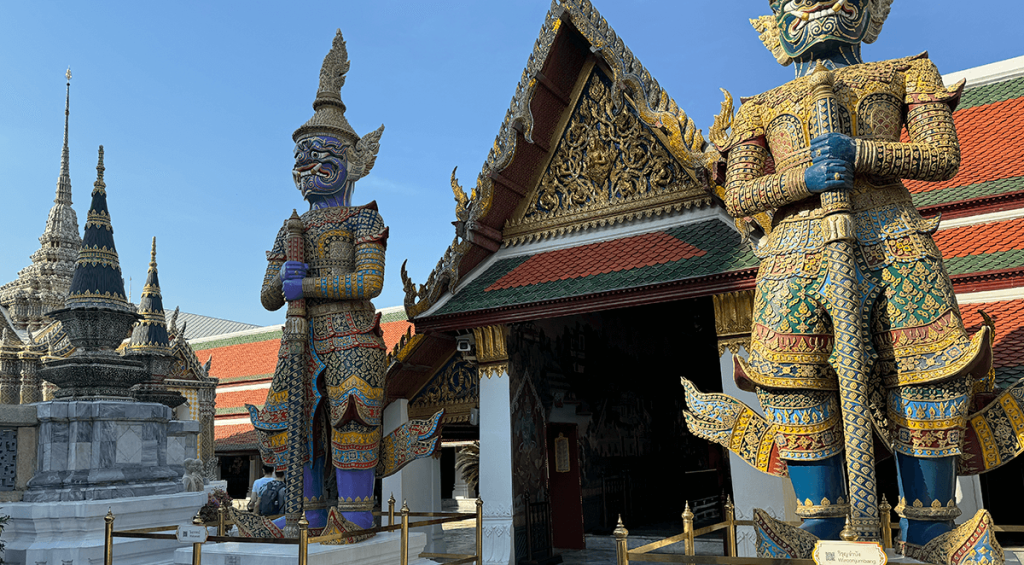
xmin=256 ymin=204 xmax=388 ymax=471
xmin=723 ymin=54 xmax=988 ymax=463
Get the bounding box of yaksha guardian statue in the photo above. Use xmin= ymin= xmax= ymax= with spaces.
xmin=242 ymin=30 xmax=442 ymax=541
xmin=683 ymin=2 xmax=1024 ymax=563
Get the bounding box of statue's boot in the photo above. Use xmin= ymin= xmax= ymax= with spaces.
xmin=336 ymin=468 xmax=375 ymax=530
xmin=895 ymin=454 xmax=959 ymax=547
xmin=753 ymin=508 xmax=819 ymax=559
xmin=320 ymin=505 xmax=375 ymax=545
xmin=898 ymin=509 xmax=1003 ymax=565
xmin=789 ymin=454 xmax=848 ymax=540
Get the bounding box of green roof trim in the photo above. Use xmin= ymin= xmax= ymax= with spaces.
xmin=958 ymin=75 xmax=1024 ymax=111
xmin=432 ymin=219 xmax=757 ymax=317
xmin=995 ymin=366 xmax=1024 ymax=389
xmin=945 ymin=249 xmax=1024 ymax=277
xmin=191 ymin=328 xmax=283 ymax=351
xmin=913 ymin=176 xmax=1024 ymax=208
xmin=380 ymin=309 xmax=409 ymax=324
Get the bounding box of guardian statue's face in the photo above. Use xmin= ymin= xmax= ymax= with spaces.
xmin=293 ymin=135 xmax=349 ymax=199
xmin=771 ymin=0 xmax=871 ymax=59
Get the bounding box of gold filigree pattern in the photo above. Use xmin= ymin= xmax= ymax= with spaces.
xmin=504 ymin=70 xmax=707 ymax=245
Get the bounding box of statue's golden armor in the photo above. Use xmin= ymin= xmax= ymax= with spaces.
xmin=720 ymin=54 xmax=989 ymax=461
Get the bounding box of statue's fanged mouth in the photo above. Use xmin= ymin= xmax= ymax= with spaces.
xmin=784 ymin=0 xmax=856 ymax=31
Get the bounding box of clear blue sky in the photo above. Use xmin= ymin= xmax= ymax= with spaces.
xmin=1 ymin=1 xmax=1019 ymax=327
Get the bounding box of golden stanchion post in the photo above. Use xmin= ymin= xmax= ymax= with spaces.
xmin=879 ymin=494 xmax=892 ymax=549
xmin=104 ymin=508 xmax=115 ymax=565
xmin=401 ymin=500 xmax=411 ymax=565
xmin=217 ymin=503 xmax=226 ymax=537
xmin=192 ymin=512 xmax=204 ymax=565
xmin=614 ymin=515 xmax=630 ymax=565
xmin=476 ymin=498 xmax=484 ymax=565
xmin=298 ymin=512 xmax=309 ymax=565
xmin=389 ymin=493 xmax=396 ymax=527
xmin=725 ymin=495 xmax=737 ymax=557
xmin=682 ymin=501 xmax=695 ymax=556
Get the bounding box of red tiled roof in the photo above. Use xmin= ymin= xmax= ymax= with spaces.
xmin=215 ymin=424 xmax=260 ymax=451
xmin=959 ymin=299 xmax=1024 ymax=374
xmin=486 ymin=232 xmax=706 ymax=292
xmin=216 ymin=388 xmax=272 ymax=412
xmin=933 ymin=218 xmax=1024 ymax=258
xmin=205 ymin=340 xmax=280 ymax=381
xmin=382 ymin=320 xmax=413 ymax=351
xmin=905 ymin=97 xmax=1024 ymax=195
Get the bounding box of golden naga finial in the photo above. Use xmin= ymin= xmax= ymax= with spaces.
xmin=708 ymin=88 xmax=734 ymax=150
xmin=451 ymin=167 xmax=472 ymax=223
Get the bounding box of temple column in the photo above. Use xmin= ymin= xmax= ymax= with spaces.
xmin=382 ymin=399 xmax=446 ymax=553
xmin=473 ymin=325 xmax=514 ymax=565
xmin=18 ymin=350 xmax=42 ymax=404
xmin=197 ymin=381 xmax=217 ymax=464
xmin=0 ymin=348 xmax=20 ymax=404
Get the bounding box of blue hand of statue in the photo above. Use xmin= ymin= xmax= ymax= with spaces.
xmin=810 ymin=132 xmax=856 ymax=166
xmin=805 ymin=159 xmax=853 ymax=194
xmin=279 ymin=261 xmax=307 ymax=301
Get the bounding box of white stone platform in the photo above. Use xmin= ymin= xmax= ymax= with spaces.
xmin=173 ymin=531 xmax=434 ymax=565
xmin=2 ymin=489 xmax=207 ymax=565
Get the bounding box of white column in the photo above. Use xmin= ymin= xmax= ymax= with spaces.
xmin=720 ymin=345 xmax=794 ymax=557
xmin=479 ymin=366 xmax=514 ymax=565
xmin=382 ymin=399 xmax=447 ymax=554
xmin=955 ymin=475 xmax=985 ymax=523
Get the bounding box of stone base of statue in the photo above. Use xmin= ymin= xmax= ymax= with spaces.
xmin=173 ymin=531 xmax=435 ymax=565
xmin=2 ymin=490 xmax=208 ymax=565
xmin=22 ymin=400 xmax=197 ymax=501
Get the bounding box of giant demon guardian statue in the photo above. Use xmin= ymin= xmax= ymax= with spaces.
xmin=683 ymin=1 xmax=1024 ymax=564
xmin=241 ymin=30 xmax=443 ymax=541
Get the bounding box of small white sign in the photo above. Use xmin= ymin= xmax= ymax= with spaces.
xmin=176 ymin=524 xmax=209 ymax=544
xmin=813 ymin=541 xmax=887 ymax=565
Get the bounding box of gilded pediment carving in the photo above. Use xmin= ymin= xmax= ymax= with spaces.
xmin=503 ymin=69 xmax=710 ymax=246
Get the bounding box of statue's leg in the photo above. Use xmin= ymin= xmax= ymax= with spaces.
xmin=271 ymin=457 xmax=328 ymax=530
xmin=888 ymin=378 xmax=970 ymax=546
xmin=756 ymin=387 xmax=848 ymax=540
xmin=332 ymin=421 xmax=382 ymax=529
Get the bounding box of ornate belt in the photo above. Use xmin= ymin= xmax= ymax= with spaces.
xmin=307 ymin=301 xmax=375 ymax=318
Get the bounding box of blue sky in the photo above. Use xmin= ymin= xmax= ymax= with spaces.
xmin=1 ymin=1 xmax=1020 ymax=327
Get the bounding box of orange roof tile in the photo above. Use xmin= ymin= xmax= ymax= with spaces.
xmin=486 ymin=231 xmax=705 ymax=292
xmin=960 ymin=299 xmax=1024 ymax=375
xmin=933 ymin=218 xmax=1024 ymax=258
xmin=216 ymin=387 xmax=271 ymax=411
xmin=905 ymin=96 xmax=1024 ymax=195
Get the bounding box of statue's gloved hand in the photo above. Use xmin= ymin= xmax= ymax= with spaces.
xmin=279 ymin=261 xmax=308 ymax=301
xmin=810 ymin=132 xmax=856 ymax=165
xmin=805 ymin=159 xmax=853 ymax=194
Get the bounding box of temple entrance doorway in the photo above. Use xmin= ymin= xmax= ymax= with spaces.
xmin=508 ymin=296 xmax=727 ymax=552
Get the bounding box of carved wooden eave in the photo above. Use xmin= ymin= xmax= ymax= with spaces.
xmin=407 ymin=354 xmax=479 ymax=425
xmin=712 ymin=289 xmax=754 ymax=357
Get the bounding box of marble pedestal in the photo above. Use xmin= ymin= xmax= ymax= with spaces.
xmin=173 ymin=531 xmax=434 ymax=565
xmin=24 ymin=400 xmax=197 ymax=502
xmin=2 ymin=490 xmax=208 ymax=565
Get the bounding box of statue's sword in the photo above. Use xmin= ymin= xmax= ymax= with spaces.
xmin=282 ymin=209 xmax=307 ymax=537
xmin=808 ymin=66 xmax=880 ymax=541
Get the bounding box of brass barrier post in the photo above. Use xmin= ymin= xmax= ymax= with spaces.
xmin=724 ymin=495 xmax=737 ymax=557
xmin=104 ymin=509 xmax=115 ymax=565
xmin=389 ymin=493 xmax=396 ymax=527
xmin=298 ymin=513 xmax=309 ymax=565
xmin=192 ymin=512 xmax=204 ymax=565
xmin=217 ymin=503 xmax=226 ymax=537
xmin=880 ymin=494 xmax=892 ymax=549
xmin=476 ymin=498 xmax=484 ymax=565
xmin=682 ymin=501 xmax=695 ymax=556
xmin=614 ymin=515 xmax=630 ymax=565
xmin=401 ymin=500 xmax=410 ymax=565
